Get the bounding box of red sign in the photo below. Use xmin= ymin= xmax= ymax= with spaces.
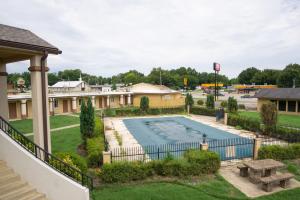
xmin=213 ymin=63 xmax=221 ymax=72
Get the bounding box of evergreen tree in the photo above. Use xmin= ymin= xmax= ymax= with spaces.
xmin=140 ymin=96 xmax=149 ymax=112
xmin=86 ymin=97 xmax=95 ymax=138
xmin=185 ymin=93 xmax=194 ymax=108
xmin=80 ymin=99 xmax=87 ymax=143
xmin=206 ymin=95 xmax=215 ymax=109
xmin=227 ymin=97 xmax=238 ymax=113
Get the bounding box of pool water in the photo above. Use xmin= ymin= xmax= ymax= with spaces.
xmin=123 ymin=116 xmax=242 ymax=146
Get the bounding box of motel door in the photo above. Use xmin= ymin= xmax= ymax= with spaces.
xmin=9 ymin=102 xmax=17 ymax=119
xmin=63 ymin=100 xmax=69 ymax=113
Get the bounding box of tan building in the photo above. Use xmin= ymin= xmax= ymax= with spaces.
xmin=7 ymin=83 xmax=185 ymax=120
xmin=49 ymin=80 xmax=91 ymax=93
xmin=255 ymin=88 xmax=300 ymax=115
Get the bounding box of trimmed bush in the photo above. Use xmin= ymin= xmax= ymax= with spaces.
xmin=87 ymin=137 xmax=104 ymax=167
xmin=228 ymin=97 xmax=238 ymax=113
xmin=55 ymin=152 xmax=88 ymax=173
xmin=227 ymin=114 xmax=261 ymax=132
xmin=185 ymin=93 xmax=194 ymax=108
xmin=197 ymin=99 xmax=204 ymax=106
xmin=103 ymin=107 xmax=185 ymax=117
xmin=140 ymin=96 xmax=150 ymax=112
xmin=190 ymin=107 xmax=216 ymax=116
xmin=99 ymin=150 xmax=220 ymax=183
xmin=220 ymin=101 xmax=227 ymax=108
xmin=206 ymin=95 xmax=215 ymax=109
xmin=238 ymin=104 xmax=246 ymax=110
xmin=258 ymin=144 xmax=300 ymax=160
xmin=260 ymin=103 xmax=278 ymax=135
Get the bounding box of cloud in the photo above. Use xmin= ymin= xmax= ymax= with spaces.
xmin=1 ymin=0 xmax=300 ymax=78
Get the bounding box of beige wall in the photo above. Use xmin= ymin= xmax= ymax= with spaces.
xmin=133 ymin=93 xmax=185 ymax=108
xmin=257 ymin=98 xmax=300 ymax=115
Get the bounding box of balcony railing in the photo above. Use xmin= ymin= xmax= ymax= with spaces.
xmin=0 ymin=116 xmax=93 ymax=190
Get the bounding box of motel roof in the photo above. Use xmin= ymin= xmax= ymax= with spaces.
xmin=0 ymin=24 xmax=61 ymax=54
xmin=128 ymin=83 xmax=180 ymax=94
xmin=51 ymin=81 xmax=85 ymax=88
xmin=254 ymin=88 xmax=300 ymax=100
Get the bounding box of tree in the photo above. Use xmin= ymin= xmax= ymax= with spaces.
xmin=227 ymin=97 xmax=238 ymax=113
xmin=140 ymin=96 xmax=149 ymax=112
xmin=112 ymin=82 xmax=117 ymax=90
xmin=238 ymin=67 xmax=260 ymax=84
xmin=185 ymin=93 xmax=194 ymax=108
xmin=206 ymin=95 xmax=214 ymax=109
xmin=80 ymin=99 xmax=87 ymax=144
xmin=251 ymin=69 xmax=281 ymax=85
xmin=48 ymin=73 xmax=59 ymax=86
xmin=86 ymin=97 xmax=95 ymax=138
xmin=260 ymin=102 xmax=278 ymax=135
xmin=277 ymin=64 xmax=300 ymax=88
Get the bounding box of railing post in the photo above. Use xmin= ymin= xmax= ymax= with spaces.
xmin=253 ymin=137 xmax=262 ymax=160
xmin=158 ymin=147 xmax=160 ymax=160
xmin=201 ymin=143 xmax=209 ymax=151
xmin=224 ymin=113 xmax=228 ymax=125
xmin=102 ymin=151 xmax=112 ymax=164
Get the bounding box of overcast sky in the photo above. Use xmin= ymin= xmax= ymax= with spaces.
xmin=1 ymin=0 xmax=300 ymax=78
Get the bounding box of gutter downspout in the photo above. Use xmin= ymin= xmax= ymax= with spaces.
xmin=41 ymin=51 xmax=49 ymax=155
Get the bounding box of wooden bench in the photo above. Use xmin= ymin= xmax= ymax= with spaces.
xmin=237 ymin=164 xmax=249 ymax=177
xmin=260 ymin=173 xmax=294 ymax=192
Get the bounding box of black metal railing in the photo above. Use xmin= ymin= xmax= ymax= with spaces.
xmin=0 ymin=116 xmax=93 ymax=190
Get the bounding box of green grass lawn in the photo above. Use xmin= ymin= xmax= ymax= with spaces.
xmin=51 ymin=126 xmax=82 ymax=154
xmin=92 ymin=174 xmax=300 ymax=200
xmin=239 ymin=111 xmax=300 ymax=128
xmin=10 ymin=115 xmax=80 ymax=133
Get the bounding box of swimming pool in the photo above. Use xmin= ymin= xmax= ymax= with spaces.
xmin=122 ymin=116 xmax=253 ymax=161
xmin=123 ymin=116 xmax=242 ymax=146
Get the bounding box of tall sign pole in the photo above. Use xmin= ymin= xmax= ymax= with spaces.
xmin=213 ymin=63 xmax=221 ymax=101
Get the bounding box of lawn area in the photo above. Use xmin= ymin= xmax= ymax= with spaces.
xmin=51 ymin=126 xmax=82 ymax=154
xmin=92 ymin=174 xmax=300 ymax=200
xmin=10 ymin=115 xmax=80 ymax=133
xmin=239 ymin=111 xmax=300 ymax=128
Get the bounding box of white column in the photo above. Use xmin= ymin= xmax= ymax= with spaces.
xmin=71 ymin=97 xmax=77 ymax=113
xmin=0 ymin=62 xmax=9 ymax=121
xmin=49 ymin=98 xmax=54 ymax=116
xmin=102 ymin=96 xmax=105 ymax=108
xmin=107 ymin=96 xmax=110 ymax=108
xmin=127 ymin=94 xmax=131 ymax=105
xmin=91 ymin=96 xmax=95 ymax=107
xmin=21 ymin=99 xmax=27 ymax=119
xmin=29 ymin=55 xmax=51 ymax=153
xmin=120 ymin=94 xmax=124 ymax=106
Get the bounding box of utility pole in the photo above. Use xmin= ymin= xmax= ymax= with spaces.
xmin=159 ymin=69 xmax=162 ymax=85
xmin=293 ymin=78 xmax=296 ymax=88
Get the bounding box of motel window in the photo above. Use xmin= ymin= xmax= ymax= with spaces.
xmin=79 ymin=99 xmax=82 ymax=106
xmin=162 ymin=95 xmax=172 ymax=100
xmin=288 ymin=101 xmax=296 ymax=112
xmin=278 ymin=101 xmax=286 ymax=111
xmin=298 ymin=102 xmax=300 ymax=112
xmin=54 ymin=99 xmax=59 ymax=108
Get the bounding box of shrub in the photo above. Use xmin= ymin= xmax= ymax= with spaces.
xmin=140 ymin=96 xmax=149 ymax=112
xmin=227 ymin=114 xmax=261 ymax=132
xmin=103 ymin=107 xmax=185 ymax=117
xmin=258 ymin=144 xmax=300 ymax=160
xmin=220 ymin=101 xmax=227 ymax=108
xmin=238 ymin=104 xmax=246 ymax=110
xmin=206 ymin=95 xmax=215 ymax=109
xmin=80 ymin=99 xmax=87 ymax=143
xmin=227 ymin=97 xmax=238 ymax=113
xmin=94 ymin=117 xmax=104 ymax=137
xmin=55 ymin=152 xmax=88 ymax=173
xmin=197 ymin=99 xmax=204 ymax=106
xmin=185 ymin=93 xmax=194 ymax=108
xmin=86 ymin=97 xmax=95 ymax=138
xmin=87 ymin=137 xmax=104 ymax=167
xmin=190 ymin=107 xmax=216 ymax=116
xmin=260 ymin=103 xmax=278 ymax=135
xmin=271 ymin=126 xmax=300 ymax=142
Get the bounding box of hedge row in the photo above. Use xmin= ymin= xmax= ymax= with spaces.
xmin=258 ymin=144 xmax=300 ymax=160
xmin=190 ymin=107 xmax=216 ymax=116
xmin=227 ymin=114 xmax=261 ymax=132
xmin=99 ymin=150 xmax=220 ymax=183
xmin=103 ymin=107 xmax=185 ymax=117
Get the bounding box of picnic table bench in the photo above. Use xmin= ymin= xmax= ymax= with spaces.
xmin=237 ymin=164 xmax=249 ymax=177
xmin=260 ymin=173 xmax=294 ymax=192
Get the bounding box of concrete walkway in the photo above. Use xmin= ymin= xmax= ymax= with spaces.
xmin=220 ymin=165 xmax=300 ymax=198
xmin=24 ymin=124 xmax=80 ymax=136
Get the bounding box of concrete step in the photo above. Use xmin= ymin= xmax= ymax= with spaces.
xmin=0 ymin=168 xmax=14 ymax=176
xmin=18 ymin=192 xmax=46 ymax=200
xmin=0 ymin=160 xmax=6 ymax=166
xmin=0 ymin=185 xmax=35 ymax=200
xmin=0 ymin=173 xmax=20 ymax=185
xmin=0 ymin=180 xmax=27 ymax=194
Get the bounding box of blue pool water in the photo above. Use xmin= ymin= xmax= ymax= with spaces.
xmin=122 ymin=116 xmax=253 ymax=161
xmin=123 ymin=116 xmax=241 ymax=145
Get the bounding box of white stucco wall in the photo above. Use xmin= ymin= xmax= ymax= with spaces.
xmin=0 ymin=130 xmax=90 ymax=200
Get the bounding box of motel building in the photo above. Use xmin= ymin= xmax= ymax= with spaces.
xmin=255 ymin=88 xmax=300 ymax=115
xmin=0 ymin=24 xmax=185 ymax=200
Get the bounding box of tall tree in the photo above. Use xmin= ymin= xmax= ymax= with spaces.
xmin=277 ymin=64 xmax=300 ymax=88
xmin=238 ymin=67 xmax=260 ymax=84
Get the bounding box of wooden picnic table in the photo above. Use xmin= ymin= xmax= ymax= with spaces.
xmin=244 ymin=159 xmax=285 ymax=183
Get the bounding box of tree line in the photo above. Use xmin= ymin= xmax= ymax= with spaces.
xmin=7 ymin=63 xmax=300 ymax=90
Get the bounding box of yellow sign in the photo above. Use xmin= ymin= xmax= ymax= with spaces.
xmin=184 ymin=77 xmax=188 ymax=86
xmin=201 ymin=83 xmax=224 ymax=87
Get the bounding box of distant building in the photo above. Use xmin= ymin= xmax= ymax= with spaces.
xmin=90 ymin=83 xmax=125 ymax=92
xmin=254 ymin=88 xmax=300 ymax=114
xmin=234 ymin=84 xmax=277 ymax=94
xmin=49 ymin=80 xmax=90 ymax=93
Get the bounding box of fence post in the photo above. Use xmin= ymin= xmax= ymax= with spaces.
xmin=224 ymin=113 xmax=228 ymax=125
xmin=201 ymin=143 xmax=209 ymax=151
xmin=187 ymin=105 xmax=190 ymax=115
xmin=253 ymin=138 xmax=262 ymax=160
xmin=103 ymin=151 xmax=112 ymax=164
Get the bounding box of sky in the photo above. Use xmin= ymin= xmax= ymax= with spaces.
xmin=1 ymin=0 xmax=300 ymax=78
